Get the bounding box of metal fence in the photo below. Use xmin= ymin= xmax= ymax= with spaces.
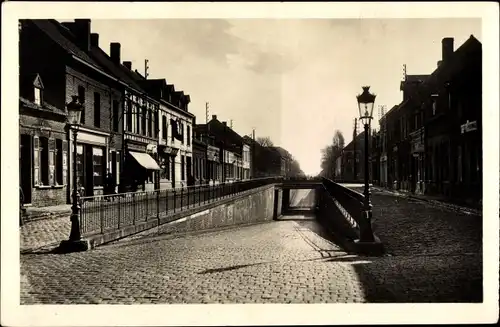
xmin=79 ymin=176 xmax=282 ymax=236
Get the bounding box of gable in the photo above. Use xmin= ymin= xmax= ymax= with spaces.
xmin=33 ymin=74 xmax=44 ymax=89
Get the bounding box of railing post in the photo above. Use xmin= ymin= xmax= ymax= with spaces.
xmin=100 ymin=197 xmax=104 ymax=234
xmin=173 ymin=189 xmax=176 ymax=213
xmin=117 ymin=194 xmax=121 ymax=230
xmin=156 ymin=189 xmax=160 ymax=223
xmin=181 ymin=187 xmax=184 ymax=210
xmin=133 ymin=193 xmax=136 ymax=225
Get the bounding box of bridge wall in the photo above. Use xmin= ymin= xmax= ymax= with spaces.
xmin=87 ymin=184 xmax=282 ymax=248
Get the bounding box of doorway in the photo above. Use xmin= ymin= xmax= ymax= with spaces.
xmin=171 ymin=155 xmax=176 ymax=188
xmin=20 ymin=134 xmax=32 ymax=204
xmin=186 ymin=156 xmax=193 ymax=186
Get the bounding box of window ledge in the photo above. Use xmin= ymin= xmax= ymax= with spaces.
xmin=35 ymin=185 xmax=66 ymax=189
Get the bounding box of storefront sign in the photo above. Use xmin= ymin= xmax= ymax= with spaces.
xmin=126 ymin=142 xmax=146 ymax=152
xmin=461 ymin=120 xmax=477 ymax=134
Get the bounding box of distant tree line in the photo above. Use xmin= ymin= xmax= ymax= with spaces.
xmin=320 ymin=130 xmax=345 ymax=179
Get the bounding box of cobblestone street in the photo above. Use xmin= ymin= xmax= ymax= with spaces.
xmin=21 ymin=216 xmax=367 ymax=304
xmin=20 ymin=188 xmax=483 ymax=304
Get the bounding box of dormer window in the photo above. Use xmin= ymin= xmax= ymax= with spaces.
xmin=34 ymin=87 xmax=42 ymax=105
xmin=32 ymin=74 xmax=44 ymax=106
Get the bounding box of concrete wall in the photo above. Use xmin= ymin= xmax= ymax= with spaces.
xmin=87 ymin=184 xmax=281 ymax=248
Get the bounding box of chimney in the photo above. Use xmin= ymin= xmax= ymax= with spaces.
xmin=110 ymin=42 xmax=121 ymax=64
xmin=74 ymin=19 xmax=91 ymax=52
xmin=90 ymin=33 xmax=99 ymax=47
xmin=212 ymin=115 xmax=217 ymax=120
xmin=222 ymin=121 xmax=227 ymax=126
xmin=442 ymin=37 xmax=454 ymax=62
xmin=123 ymin=61 xmax=132 ymax=70
xmin=437 ymin=60 xmax=442 ymax=67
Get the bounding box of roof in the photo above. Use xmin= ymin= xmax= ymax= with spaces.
xmin=270 ymin=146 xmax=292 ymax=159
xmin=30 ymin=20 xmax=101 ymax=68
xmin=342 ymin=131 xmax=366 ymax=152
xmin=89 ymin=46 xmax=146 ymax=93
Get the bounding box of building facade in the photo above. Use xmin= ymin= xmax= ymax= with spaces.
xmin=19 ymin=19 xmax=124 ymax=207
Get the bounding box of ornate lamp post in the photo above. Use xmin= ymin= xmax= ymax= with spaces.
xmin=59 ymin=96 xmax=89 ymax=253
xmin=356 ymin=86 xmax=377 ymax=243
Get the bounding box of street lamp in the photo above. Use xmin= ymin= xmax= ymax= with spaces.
xmin=356 ymin=86 xmax=376 ymax=243
xmin=59 ymin=95 xmax=89 ymax=253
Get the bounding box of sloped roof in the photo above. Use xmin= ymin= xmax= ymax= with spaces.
xmin=342 ymin=131 xmax=366 ymax=152
xmin=89 ymin=46 xmax=146 ymax=93
xmin=31 ymin=19 xmax=101 ymax=68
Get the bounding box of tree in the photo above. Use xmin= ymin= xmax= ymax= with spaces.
xmin=256 ymin=136 xmax=274 ymax=147
xmin=320 ymin=130 xmax=345 ymax=179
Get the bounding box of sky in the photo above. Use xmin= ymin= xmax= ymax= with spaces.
xmin=90 ymin=18 xmax=481 ymax=175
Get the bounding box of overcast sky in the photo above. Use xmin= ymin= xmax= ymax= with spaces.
xmin=91 ymin=18 xmax=481 ymax=175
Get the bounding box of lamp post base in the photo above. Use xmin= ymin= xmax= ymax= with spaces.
xmin=353 ymin=238 xmax=385 ymax=256
xmin=57 ymin=239 xmax=90 ymax=253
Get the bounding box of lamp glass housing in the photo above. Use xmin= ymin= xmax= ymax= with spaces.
xmin=356 ymin=86 xmax=376 ymax=125
xmin=67 ymin=95 xmax=83 ymax=126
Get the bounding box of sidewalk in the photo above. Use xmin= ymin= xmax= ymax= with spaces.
xmin=371 ymin=186 xmax=482 ymax=216
xmin=345 ymin=188 xmax=483 ymax=302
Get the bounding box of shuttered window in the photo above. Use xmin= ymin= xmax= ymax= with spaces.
xmin=56 ymin=139 xmax=63 ymax=185
xmin=33 ymin=136 xmax=40 ymax=186
xmin=94 ymin=92 xmax=101 ymax=128
xmin=39 ymin=137 xmax=49 ymax=185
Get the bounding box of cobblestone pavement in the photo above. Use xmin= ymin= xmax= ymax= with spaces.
xmin=345 ymin=186 xmax=483 ymax=302
xmin=20 ymin=187 xmax=483 ymax=304
xmin=21 ymin=216 xmax=368 ymax=304
xmin=20 ymin=216 xmax=71 ymax=253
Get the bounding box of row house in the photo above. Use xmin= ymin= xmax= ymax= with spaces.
xmin=199 ymin=115 xmax=246 ymax=183
xmin=192 ymin=127 xmax=207 ymax=185
xmin=194 ymin=123 xmax=222 ymax=185
xmin=337 ymin=131 xmax=366 ymax=182
xmin=139 ymin=78 xmax=195 ymax=189
xmin=19 ymin=19 xmax=124 ymax=206
xmin=83 ymin=33 xmax=161 ymax=193
xmin=377 ymin=36 xmax=482 ymax=206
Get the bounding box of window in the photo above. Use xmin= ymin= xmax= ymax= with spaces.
xmin=34 ymin=87 xmax=42 ymax=105
xmin=135 ymin=102 xmax=141 ymax=134
xmin=40 ymin=137 xmax=49 ymax=185
xmin=112 ymin=100 xmax=119 ymax=132
xmin=76 ymin=145 xmax=84 ymax=188
xmin=92 ymin=147 xmax=105 ymax=187
xmin=162 ymin=115 xmax=167 ymax=139
xmin=181 ymin=155 xmax=185 ymax=180
xmin=161 ymin=157 xmax=170 ymax=180
xmin=187 ymin=125 xmax=191 ymax=146
xmin=181 ymin=123 xmax=184 ymax=144
xmin=94 ymin=92 xmax=101 ymax=128
xmin=78 ymin=86 xmax=86 ymax=124
xmin=154 ymin=110 xmax=159 ymax=138
xmin=141 ymin=106 xmax=147 ymax=136
xmin=56 ymin=139 xmax=63 ymax=184
xmin=126 ymin=99 xmax=132 ymax=132
xmin=148 ymin=109 xmax=153 ymax=137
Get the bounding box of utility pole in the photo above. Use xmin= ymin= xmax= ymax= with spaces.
xmin=252 ymin=128 xmax=256 ymax=178
xmin=353 ymin=118 xmax=358 ymax=181
xmin=402 ymin=64 xmax=407 ymax=81
xmin=205 ymin=102 xmax=209 ymax=123
xmin=145 ymin=59 xmax=149 ymax=79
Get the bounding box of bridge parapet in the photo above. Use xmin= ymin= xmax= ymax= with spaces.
xmin=315 ymin=177 xmax=384 ymax=256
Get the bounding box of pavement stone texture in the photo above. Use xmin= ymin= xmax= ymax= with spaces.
xmin=21 ymin=215 xmax=367 ymax=304
xmin=20 ymin=188 xmax=483 ymax=303
xmin=20 ymin=216 xmax=71 ymax=253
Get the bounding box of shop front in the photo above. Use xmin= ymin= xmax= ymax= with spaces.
xmin=71 ymin=127 xmax=110 ymax=198
xmin=206 ymin=145 xmax=220 ymax=185
xmin=122 ymin=135 xmax=161 ymax=192
xmin=158 ymin=145 xmax=179 ymax=189
xmin=410 ymin=127 xmax=425 ymax=194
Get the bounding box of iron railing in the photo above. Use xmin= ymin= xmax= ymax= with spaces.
xmin=79 ymin=176 xmax=282 ymax=236
xmin=315 ymin=177 xmax=370 ymax=241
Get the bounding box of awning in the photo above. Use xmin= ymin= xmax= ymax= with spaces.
xmin=129 ymin=151 xmax=161 ymax=170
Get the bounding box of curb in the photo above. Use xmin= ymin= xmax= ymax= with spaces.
xmin=372 ymin=187 xmax=481 ymax=216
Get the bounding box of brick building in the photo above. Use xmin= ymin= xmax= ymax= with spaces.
xmin=339 ymin=131 xmax=366 ymax=182
xmin=19 ymin=19 xmax=124 ymax=206
xmin=139 ymin=78 xmax=195 ymax=189
xmin=381 ymin=36 xmax=482 ymax=207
